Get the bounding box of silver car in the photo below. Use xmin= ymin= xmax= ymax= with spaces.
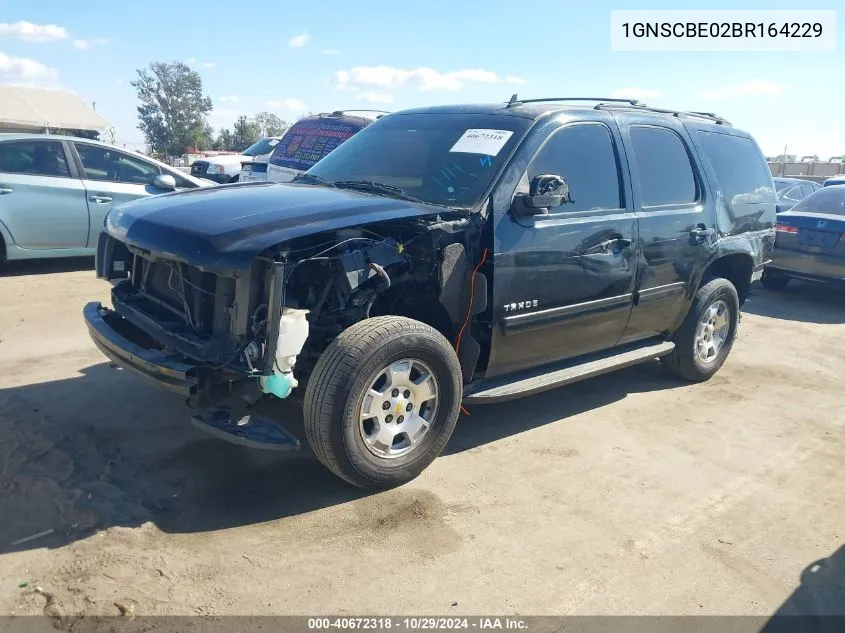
xmin=0 ymin=134 xmax=212 ymax=265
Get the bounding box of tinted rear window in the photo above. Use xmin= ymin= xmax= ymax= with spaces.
xmin=792 ymin=186 xmax=845 ymax=216
xmin=629 ymin=126 xmax=697 ymax=207
xmin=696 ymin=131 xmax=775 ymax=206
xmin=269 ymin=116 xmax=370 ymax=172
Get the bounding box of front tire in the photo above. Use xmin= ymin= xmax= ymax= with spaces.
xmin=303 ymin=316 xmax=462 ymax=489
xmin=662 ymin=278 xmax=740 ymax=382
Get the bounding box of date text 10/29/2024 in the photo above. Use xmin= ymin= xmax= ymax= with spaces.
xmin=308 ymin=618 xmax=528 ymax=630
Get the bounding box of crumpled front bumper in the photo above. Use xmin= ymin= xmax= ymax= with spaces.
xmin=83 ymin=302 xmax=198 ymax=396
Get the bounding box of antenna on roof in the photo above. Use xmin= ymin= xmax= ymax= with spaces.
xmin=507 ymin=93 xmax=521 ymax=108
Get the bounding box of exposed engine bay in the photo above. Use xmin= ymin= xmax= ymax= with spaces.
xmin=96 ymin=213 xmax=488 ymax=418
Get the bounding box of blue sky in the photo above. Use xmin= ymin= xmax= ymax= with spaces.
xmin=1 ymin=0 xmax=842 ymax=157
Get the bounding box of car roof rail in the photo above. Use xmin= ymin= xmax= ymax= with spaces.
xmin=593 ymin=102 xmax=732 ymax=125
xmin=506 ymin=94 xmax=643 ymax=108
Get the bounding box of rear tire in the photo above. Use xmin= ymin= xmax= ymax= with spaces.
xmin=303 ymin=316 xmax=462 ymax=489
xmin=662 ymin=278 xmax=740 ymax=382
xmin=760 ymin=270 xmax=790 ymax=291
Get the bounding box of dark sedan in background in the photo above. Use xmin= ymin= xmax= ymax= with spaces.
xmin=774 ymin=177 xmax=821 ymax=212
xmin=762 ymin=185 xmax=845 ymax=290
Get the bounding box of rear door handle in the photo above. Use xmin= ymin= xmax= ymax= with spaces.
xmin=0 ymin=187 xmax=13 ymax=195
xmin=598 ymin=238 xmax=633 ymax=252
xmin=690 ymin=224 xmax=715 ymax=239
xmin=88 ymin=195 xmax=113 ymax=203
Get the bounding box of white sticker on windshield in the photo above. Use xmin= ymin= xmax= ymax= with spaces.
xmin=449 ymin=129 xmax=514 ymax=156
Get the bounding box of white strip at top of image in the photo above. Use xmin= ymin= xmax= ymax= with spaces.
xmin=610 ymin=10 xmax=836 ymax=52
xmin=449 ymin=129 xmax=514 ymax=156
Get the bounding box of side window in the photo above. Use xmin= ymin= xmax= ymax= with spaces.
xmin=695 ymin=131 xmax=775 ymax=207
xmin=0 ymin=141 xmax=71 ymax=177
xmin=783 ymin=186 xmax=804 ymax=202
xmin=629 ymin=126 xmax=697 ymax=207
xmin=76 ymin=144 xmax=161 ymax=185
xmin=800 ymin=184 xmax=815 ymax=198
xmin=526 ymin=123 xmax=622 ymax=213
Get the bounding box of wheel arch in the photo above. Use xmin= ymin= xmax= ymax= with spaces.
xmin=0 ymin=216 xmax=16 ymax=262
xmin=375 ymin=283 xmax=457 ymax=343
xmin=699 ymin=252 xmax=754 ymax=305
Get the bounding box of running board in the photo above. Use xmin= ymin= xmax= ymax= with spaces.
xmin=463 ymin=341 xmax=675 ymax=404
xmin=191 ymin=409 xmax=301 ymax=451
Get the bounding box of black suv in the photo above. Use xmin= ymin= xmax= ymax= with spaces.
xmin=85 ymin=96 xmax=776 ymax=488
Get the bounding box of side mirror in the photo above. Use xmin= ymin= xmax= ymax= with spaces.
xmin=516 ymin=174 xmax=571 ymax=215
xmin=153 ymin=174 xmax=177 ymax=190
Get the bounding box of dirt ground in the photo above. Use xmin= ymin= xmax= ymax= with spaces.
xmin=1 ymin=257 xmax=843 ymax=620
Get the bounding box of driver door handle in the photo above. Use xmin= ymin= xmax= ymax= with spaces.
xmin=88 ymin=195 xmax=113 ymax=203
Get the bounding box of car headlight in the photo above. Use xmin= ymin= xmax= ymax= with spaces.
xmin=105 ymin=207 xmax=129 ymax=238
xmin=205 ymin=164 xmax=224 ymax=175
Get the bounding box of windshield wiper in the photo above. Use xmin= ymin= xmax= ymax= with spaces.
xmin=333 ymin=180 xmax=426 ymax=203
xmin=292 ymin=173 xmax=336 ymax=187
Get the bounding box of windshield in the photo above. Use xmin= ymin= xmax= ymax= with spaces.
xmin=791 ymin=186 xmax=845 ymax=216
xmin=306 ymin=113 xmax=531 ymax=209
xmin=243 ymin=137 xmax=280 ymax=157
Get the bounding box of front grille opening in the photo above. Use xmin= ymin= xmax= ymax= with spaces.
xmin=132 ymin=258 xmax=218 ymax=336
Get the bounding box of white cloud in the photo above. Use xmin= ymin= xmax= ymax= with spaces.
xmin=699 ymin=80 xmax=785 ymax=100
xmin=356 ymin=91 xmax=394 ymax=104
xmin=331 ymin=66 xmax=525 ymax=92
xmin=219 ymin=94 xmax=241 ymax=103
xmin=74 ymin=37 xmax=108 ymax=49
xmin=265 ymin=98 xmax=307 ymax=112
xmin=201 ymin=61 xmax=216 ymax=69
xmin=0 ymin=21 xmax=67 ymax=42
xmin=0 ymin=52 xmax=58 ymax=79
xmin=613 ymin=87 xmax=659 ymax=101
xmin=288 ymin=33 xmax=310 ymax=48
xmin=322 ymin=49 xmax=341 ymax=55
xmin=505 ymin=75 xmax=527 ymax=85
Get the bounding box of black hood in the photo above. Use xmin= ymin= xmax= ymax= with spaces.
xmin=105 ymin=182 xmax=443 ymax=269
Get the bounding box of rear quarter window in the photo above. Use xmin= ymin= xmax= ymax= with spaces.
xmin=269 ymin=116 xmax=370 ymax=172
xmin=695 ymin=131 xmax=775 ymax=208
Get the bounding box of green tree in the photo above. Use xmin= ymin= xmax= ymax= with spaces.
xmin=190 ymin=122 xmax=215 ymax=151
xmin=214 ymin=128 xmax=234 ymax=151
xmin=131 ymin=61 xmax=213 ymax=156
xmin=254 ymin=112 xmax=287 ymax=137
xmin=232 ymin=115 xmax=261 ymax=150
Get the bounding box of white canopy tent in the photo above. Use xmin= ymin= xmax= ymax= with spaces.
xmin=0 ymin=85 xmax=110 ymax=132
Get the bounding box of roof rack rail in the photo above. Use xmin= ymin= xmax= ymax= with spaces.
xmin=506 ymin=94 xmax=642 ymax=108
xmin=326 ymin=109 xmax=391 ymax=118
xmin=593 ymin=102 xmax=731 ymax=125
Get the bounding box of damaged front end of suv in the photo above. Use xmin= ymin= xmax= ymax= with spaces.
xmin=91 ymin=201 xmax=479 ymax=412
